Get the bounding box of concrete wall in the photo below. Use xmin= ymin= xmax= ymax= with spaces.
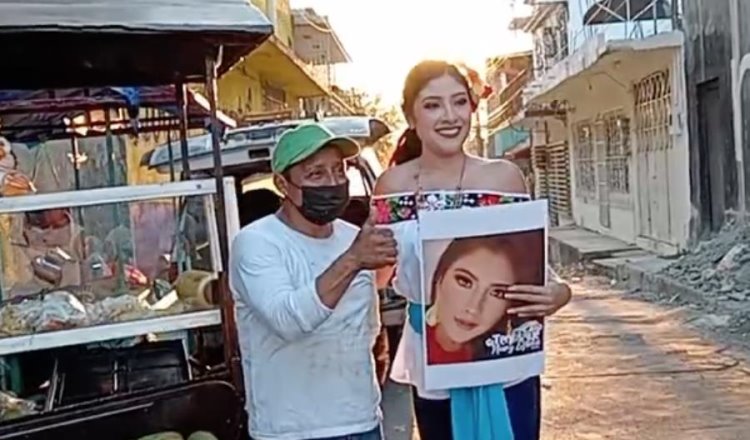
xmin=274 ymin=0 xmax=294 ymax=47
xmin=251 ymin=0 xmax=294 ymax=46
xmin=566 ymin=63 xmax=637 ymax=244
xmin=683 ymin=0 xmax=750 ymax=239
xmin=563 ymin=46 xmax=691 ymax=253
xmin=530 ymin=4 xmax=568 ymax=75
xmin=217 ymin=0 xmax=302 ymax=118
xmin=218 ymin=67 xmax=264 ymax=116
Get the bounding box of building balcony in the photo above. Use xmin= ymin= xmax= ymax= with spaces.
xmin=292 ymin=8 xmax=351 ymax=65
xmin=522 ymin=29 xmax=683 ymax=112
xmin=511 ymin=1 xmax=568 ymax=32
xmin=488 ymin=69 xmax=532 ymax=128
xmin=507 ymin=1 xmax=569 ymax=80
xmin=302 ymin=63 xmax=334 ymax=90
xmin=486 ymin=50 xmax=533 ymax=92
xmin=568 ymin=0 xmax=676 ymax=53
xmin=522 ymin=0 xmax=679 ymax=106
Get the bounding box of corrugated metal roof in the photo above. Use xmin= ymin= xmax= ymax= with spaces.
xmin=0 ymin=0 xmax=272 ymax=34
xmin=0 ymin=0 xmax=273 ymax=88
xmin=0 ymin=87 xmax=236 ymax=143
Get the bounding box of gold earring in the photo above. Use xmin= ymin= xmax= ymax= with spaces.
xmin=426 ymin=302 xmax=438 ymax=326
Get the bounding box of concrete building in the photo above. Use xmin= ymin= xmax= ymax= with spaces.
xmin=486 ymin=51 xmax=533 ymax=162
xmin=682 ymin=0 xmax=749 ymax=238
xmin=507 ymin=1 xmax=574 ymax=226
xmin=218 ymin=1 xmax=354 ymax=122
xmin=122 ymin=2 xmax=355 ymax=186
xmin=514 ymin=0 xmax=689 ymax=256
xmin=291 ymin=8 xmax=354 ymax=116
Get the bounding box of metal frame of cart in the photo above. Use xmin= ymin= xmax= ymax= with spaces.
xmin=0 ymin=0 xmax=274 ymax=433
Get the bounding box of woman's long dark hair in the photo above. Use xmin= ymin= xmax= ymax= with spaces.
xmin=389 ymin=61 xmax=476 ymax=167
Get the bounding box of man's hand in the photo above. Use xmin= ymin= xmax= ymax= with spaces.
xmin=315 ymin=209 xmax=398 ymax=309
xmin=347 ymin=209 xmax=398 ymax=270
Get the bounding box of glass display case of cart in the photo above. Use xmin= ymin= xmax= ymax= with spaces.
xmin=0 ymin=178 xmax=238 ymax=356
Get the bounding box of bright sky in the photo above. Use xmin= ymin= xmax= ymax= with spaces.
xmin=290 ymin=0 xmax=532 ymax=107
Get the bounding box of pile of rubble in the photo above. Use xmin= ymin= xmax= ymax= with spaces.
xmin=661 ymin=221 xmax=750 ymax=301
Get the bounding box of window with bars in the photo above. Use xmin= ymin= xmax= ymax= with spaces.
xmin=575 ymin=113 xmax=632 ymax=197
xmin=574 ymin=122 xmax=596 ymax=194
xmin=634 ymin=70 xmax=672 ymax=153
xmin=604 ymin=114 xmax=631 ymax=194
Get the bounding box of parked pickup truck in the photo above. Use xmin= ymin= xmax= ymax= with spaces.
xmin=143 ymin=115 xmax=406 ymax=362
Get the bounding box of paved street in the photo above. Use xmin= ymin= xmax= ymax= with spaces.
xmin=383 ymin=276 xmax=750 ymax=439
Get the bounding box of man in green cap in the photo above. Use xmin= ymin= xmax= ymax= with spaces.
xmin=229 ymin=122 xmax=396 ymax=440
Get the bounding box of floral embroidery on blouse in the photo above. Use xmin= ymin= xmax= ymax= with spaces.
xmin=372 ymin=192 xmax=530 ymax=225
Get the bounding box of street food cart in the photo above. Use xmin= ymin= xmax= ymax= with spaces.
xmin=0 ymin=1 xmax=273 ymax=438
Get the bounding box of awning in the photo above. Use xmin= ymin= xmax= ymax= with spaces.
xmin=0 ymin=0 xmax=273 ymax=89
xmin=241 ymin=35 xmax=331 ymax=98
xmin=584 ymin=0 xmax=672 ymax=25
xmin=0 ymin=87 xmax=236 ymax=143
xmin=523 ymin=31 xmax=683 ymax=108
xmin=489 ymin=125 xmax=530 ymax=157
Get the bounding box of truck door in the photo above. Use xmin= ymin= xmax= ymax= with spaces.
xmin=339 ymin=158 xmax=373 ymax=227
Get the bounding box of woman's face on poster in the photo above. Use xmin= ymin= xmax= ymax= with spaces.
xmin=435 ymin=246 xmax=515 ymax=345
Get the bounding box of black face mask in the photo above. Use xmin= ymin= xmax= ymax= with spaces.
xmin=291 ymin=182 xmax=350 ymax=225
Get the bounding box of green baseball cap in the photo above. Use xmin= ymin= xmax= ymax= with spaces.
xmin=271 ymin=122 xmax=361 ymax=174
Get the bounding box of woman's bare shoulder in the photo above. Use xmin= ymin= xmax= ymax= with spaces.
xmin=472 ymin=157 xmax=528 ymax=193
xmin=373 ymin=160 xmax=418 ymax=196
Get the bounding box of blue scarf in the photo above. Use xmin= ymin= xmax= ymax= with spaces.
xmin=408 ymin=302 xmax=515 ymax=440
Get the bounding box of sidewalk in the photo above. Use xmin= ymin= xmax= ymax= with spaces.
xmin=548 ymin=225 xmax=643 ymax=266
xmin=550 ymin=224 xmax=750 ymax=339
xmin=549 ymin=226 xmax=704 ymax=304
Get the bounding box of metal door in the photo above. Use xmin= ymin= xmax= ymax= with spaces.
xmin=696 ymin=78 xmax=726 ymax=233
xmin=595 ymin=120 xmax=611 ymax=228
xmin=634 ymin=70 xmax=674 ymax=242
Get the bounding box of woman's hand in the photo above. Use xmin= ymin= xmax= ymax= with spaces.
xmin=504 ymin=283 xmax=572 ymax=318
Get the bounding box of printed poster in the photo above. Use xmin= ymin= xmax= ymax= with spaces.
xmin=420 ymin=200 xmax=548 ymax=390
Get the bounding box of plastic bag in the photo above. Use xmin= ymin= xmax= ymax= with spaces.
xmin=87 ymin=295 xmax=149 ymax=324
xmin=0 ymin=390 xmax=37 ymax=421
xmin=34 ymin=290 xmax=89 ymax=331
xmin=0 ymin=304 xmax=33 ymax=336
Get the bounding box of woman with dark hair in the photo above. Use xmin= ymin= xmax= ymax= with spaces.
xmin=372 ymin=60 xmax=572 ymax=440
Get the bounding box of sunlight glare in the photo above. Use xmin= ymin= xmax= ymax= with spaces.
xmin=290 ymin=0 xmax=532 ymax=106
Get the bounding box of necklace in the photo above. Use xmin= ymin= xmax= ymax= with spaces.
xmin=414 ymin=154 xmax=468 ymax=210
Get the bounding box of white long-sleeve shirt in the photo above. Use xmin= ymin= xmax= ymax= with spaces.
xmin=229 ymin=215 xmax=381 ymax=440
